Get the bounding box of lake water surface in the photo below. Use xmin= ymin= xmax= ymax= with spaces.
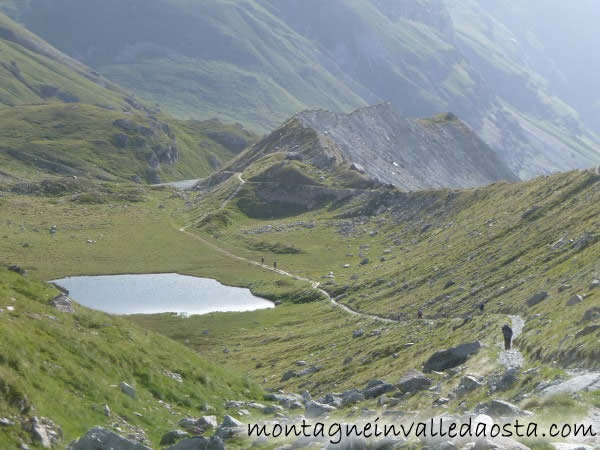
xmin=52 ymin=273 xmax=274 ymax=315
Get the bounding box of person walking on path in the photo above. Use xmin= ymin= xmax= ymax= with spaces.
xmin=502 ymin=324 xmax=513 ymax=350
xmin=261 ymin=256 xmax=264 ymax=265
xmin=273 ymin=261 xmax=277 ymax=270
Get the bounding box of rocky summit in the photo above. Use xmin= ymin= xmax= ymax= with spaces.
xmin=228 ymin=103 xmax=517 ymax=190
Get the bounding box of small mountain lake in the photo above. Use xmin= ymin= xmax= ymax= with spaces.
xmin=52 ymin=273 xmax=274 ymax=316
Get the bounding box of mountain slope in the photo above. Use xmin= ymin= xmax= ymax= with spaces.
xmin=0 ymin=11 xmax=257 ymax=183
xmin=8 ymin=0 xmax=600 ymax=178
xmin=0 ymin=267 xmax=263 ymax=448
xmin=226 ymin=104 xmax=516 ymax=191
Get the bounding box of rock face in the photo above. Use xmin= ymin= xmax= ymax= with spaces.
xmin=423 ymin=342 xmax=481 ymax=372
xmin=229 ymin=104 xmax=516 ymax=191
xmin=397 ymin=369 xmax=432 ymax=393
xmin=67 ymin=426 xmax=151 ymax=450
xmin=22 ymin=416 xmax=62 ymax=449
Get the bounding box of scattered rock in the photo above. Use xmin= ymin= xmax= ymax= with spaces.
xmin=0 ymin=418 xmax=14 ymax=427
xmin=423 ymin=342 xmax=481 ymax=372
xmin=119 ymin=382 xmax=136 ymax=399
xmin=49 ymin=293 xmax=74 ymax=313
xmin=567 ymin=295 xmax=583 ymax=306
xmin=343 ymin=356 xmax=353 ymax=365
xmin=305 ymin=400 xmax=336 ymax=418
xmin=590 ymin=279 xmax=600 ymax=290
xmin=166 ymin=436 xmax=208 ymax=450
xmin=340 ymin=389 xmax=364 ymax=406
xmin=7 ymin=265 xmax=25 ymax=275
xmin=489 ymin=368 xmax=519 ymax=392
xmin=475 ymin=399 xmax=523 ymax=417
xmin=350 ymin=162 xmax=366 ymax=174
xmin=582 ymin=307 xmax=600 ymax=322
xmin=221 ymin=415 xmax=243 ymax=428
xmin=575 ymin=325 xmax=600 ymax=338
xmin=558 ymin=284 xmax=572 ymax=293
xmin=362 ymin=379 xmax=395 ymax=399
xmin=421 ymin=224 xmax=432 ymax=233
xmin=521 ymin=205 xmax=541 ymax=219
xmin=443 ymin=280 xmax=455 ymax=289
xmin=22 ymin=416 xmax=62 ymax=449
xmin=397 ymin=369 xmax=432 ymax=393
xmin=526 ymin=291 xmax=548 ymax=307
xmin=455 ymin=375 xmax=484 ymax=397
xmin=160 ymin=430 xmax=189 ymax=446
xmin=103 ymin=404 xmax=111 ymax=417
xmin=67 ymin=427 xmax=150 ymax=450
xmin=352 ymin=329 xmax=364 ymax=338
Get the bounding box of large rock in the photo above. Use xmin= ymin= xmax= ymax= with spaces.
xmin=49 ymin=293 xmax=74 ymax=313
xmin=475 ymin=399 xmax=523 ymax=417
xmin=397 ymin=369 xmax=432 ymax=393
xmin=120 ymin=382 xmax=136 ymax=398
xmin=160 ymin=430 xmax=189 ymax=446
xmin=582 ymin=307 xmax=600 ymax=322
xmin=423 ymin=342 xmax=481 ymax=372
xmin=67 ymin=426 xmax=150 ymax=450
xmin=340 ymin=389 xmax=365 ymax=406
xmin=221 ymin=415 xmax=243 ymax=428
xmin=526 ymin=291 xmax=548 ymax=307
xmin=318 ymin=393 xmax=343 ymax=408
xmin=22 ymin=416 xmax=62 ymax=449
xmin=455 ymin=375 xmax=484 ymax=396
xmin=166 ymin=436 xmax=208 ymax=450
xmin=305 ymin=400 xmax=336 ymax=418
xmin=362 ymin=379 xmax=395 ymax=399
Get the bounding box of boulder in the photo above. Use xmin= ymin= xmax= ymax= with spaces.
xmin=120 ymin=382 xmax=136 ymax=398
xmin=166 ymin=436 xmax=209 ymax=450
xmin=455 ymin=375 xmax=484 ymax=396
xmin=582 ymin=307 xmax=600 ymax=322
xmin=22 ymin=416 xmax=62 ymax=449
xmin=340 ymin=389 xmax=364 ymax=406
xmin=566 ymin=295 xmax=583 ymax=306
xmin=353 ymin=329 xmax=364 ymax=338
xmin=318 ymin=393 xmax=343 ymax=408
xmin=67 ymin=426 xmax=150 ymax=450
xmin=280 ymin=370 xmax=297 ymax=382
xmin=305 ymin=400 xmax=336 ymax=418
xmin=475 ymin=399 xmax=522 ymax=417
xmin=350 ymin=162 xmax=366 ymax=174
xmin=297 ymin=365 xmax=322 ymax=377
xmin=49 ymin=293 xmax=74 ymax=313
xmin=7 ymin=265 xmax=25 ymax=275
xmin=197 ymin=416 xmax=218 ymax=430
xmin=221 ymin=415 xmax=243 ymax=428
xmin=590 ymin=279 xmax=600 ymax=290
xmin=397 ymin=369 xmax=432 ymax=393
xmin=490 ymin=368 xmax=519 ymax=392
xmin=575 ymin=325 xmax=600 ymax=338
xmin=160 ymin=430 xmax=189 ymax=446
xmin=526 ymin=291 xmax=548 ymax=307
xmin=0 ymin=418 xmax=14 ymax=427
xmin=362 ymin=380 xmax=395 ymax=399
xmin=423 ymin=342 xmax=481 ymax=372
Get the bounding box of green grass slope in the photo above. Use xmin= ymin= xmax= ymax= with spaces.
xmin=0 ymin=267 xmax=263 ymax=448
xmin=0 ymin=10 xmax=258 ymax=183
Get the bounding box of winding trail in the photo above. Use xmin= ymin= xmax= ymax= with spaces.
xmin=498 ymin=315 xmax=525 ymax=369
xmin=176 ymin=172 xmax=396 ymax=324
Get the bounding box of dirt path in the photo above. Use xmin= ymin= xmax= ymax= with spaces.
xmin=177 ymin=173 xmax=396 ymax=324
xmin=498 ymin=315 xmax=525 ymax=369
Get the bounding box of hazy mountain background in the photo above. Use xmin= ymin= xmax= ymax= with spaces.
xmin=2 ymin=0 xmax=600 ymax=179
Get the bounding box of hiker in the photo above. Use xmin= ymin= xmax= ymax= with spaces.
xmin=273 ymin=261 xmax=277 ymax=270
xmin=417 ymin=309 xmax=423 ymax=319
xmin=479 ymin=303 xmax=484 ymax=313
xmin=502 ymin=324 xmax=513 ymax=350
xmin=261 ymin=256 xmax=264 ymax=265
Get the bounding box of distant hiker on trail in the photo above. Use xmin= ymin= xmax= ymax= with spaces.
xmin=502 ymin=324 xmax=513 ymax=350
xmin=273 ymin=261 xmax=277 ymax=270
xmin=479 ymin=303 xmax=484 ymax=313
xmin=261 ymin=256 xmax=264 ymax=265
xmin=417 ymin=309 xmax=423 ymax=319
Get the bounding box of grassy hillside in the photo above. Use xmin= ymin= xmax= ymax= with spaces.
xmin=0 ymin=103 xmax=256 ymax=183
xmin=0 ymin=267 xmax=265 ymax=448
xmin=0 ymin=11 xmax=259 ymax=183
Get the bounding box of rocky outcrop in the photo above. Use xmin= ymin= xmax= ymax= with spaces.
xmin=49 ymin=293 xmax=74 ymax=313
xmin=22 ymin=416 xmax=62 ymax=449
